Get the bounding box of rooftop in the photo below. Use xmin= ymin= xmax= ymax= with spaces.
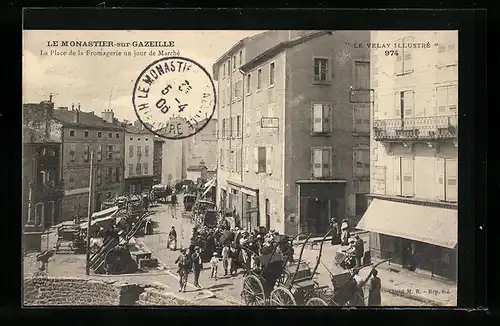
xmin=186 ymin=165 xmax=207 ymax=171
xmin=51 ymin=109 xmax=126 ymax=131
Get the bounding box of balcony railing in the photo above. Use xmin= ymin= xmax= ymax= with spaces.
xmin=373 ymin=115 xmax=458 ymax=141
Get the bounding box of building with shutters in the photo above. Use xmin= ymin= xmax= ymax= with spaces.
xmin=123 ymin=122 xmax=155 ymax=194
xmin=356 ymin=31 xmax=458 ymax=282
xmin=153 ymin=137 xmax=164 ymax=185
xmin=213 ymin=30 xmax=370 ymax=235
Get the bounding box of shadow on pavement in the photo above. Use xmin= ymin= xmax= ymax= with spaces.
xmin=206 ymin=283 xmax=232 ymax=290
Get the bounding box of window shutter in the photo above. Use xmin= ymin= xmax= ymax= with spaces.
xmin=313 ymin=104 xmax=323 ymax=133
xmin=395 ymin=92 xmax=401 ymax=119
xmin=312 ymin=149 xmax=322 ymax=178
xmin=403 ymin=36 xmax=414 ymax=73
xmin=245 ymin=147 xmax=249 ymax=172
xmin=253 ymin=147 xmax=259 ymax=173
xmin=323 ymin=104 xmax=331 ymax=132
xmin=394 ymin=156 xmax=402 ymax=195
xmin=322 ymin=148 xmax=330 ymax=178
xmin=437 ymin=87 xmax=447 ymax=113
xmin=266 ymin=146 xmax=273 ymax=174
xmin=436 ymin=158 xmax=445 ymax=200
xmin=363 ymin=150 xmax=370 ymax=176
xmin=448 ymin=85 xmax=458 ymax=111
xmin=403 ymin=91 xmax=414 ymax=118
xmin=445 ymin=159 xmax=458 ymax=202
xmin=401 ymin=157 xmax=414 ymax=197
xmin=394 ymin=38 xmax=403 ymax=75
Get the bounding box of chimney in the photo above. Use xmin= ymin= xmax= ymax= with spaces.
xmin=123 ymin=119 xmax=129 ymax=125
xmin=73 ymin=110 xmax=80 ymax=124
xmin=58 ymin=107 xmax=68 ymax=111
xmin=133 ymin=120 xmax=143 ymax=130
xmin=200 ymin=160 xmax=205 ymax=166
xmin=78 ymin=103 xmax=81 ymax=111
xmin=72 ymin=103 xmax=75 ymax=111
xmin=101 ymin=109 xmax=114 ymax=123
xmin=41 ymin=100 xmax=54 ymax=117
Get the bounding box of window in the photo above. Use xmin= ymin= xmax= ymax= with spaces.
xmin=116 ymin=133 xmax=120 ymax=138
xmin=128 ymin=164 xmax=134 ymax=176
xmin=114 ymin=148 xmax=121 ymax=160
xmin=314 ymin=58 xmax=329 ymax=81
xmin=136 ymin=163 xmax=142 ymax=175
xmin=97 ymin=145 xmax=102 ymax=161
xmin=46 ymin=171 xmax=53 ymax=183
xmin=39 ymin=171 xmax=46 ymax=184
xmin=107 ymin=167 xmax=113 ymax=184
xmin=239 ymin=50 xmax=242 ymax=65
xmin=257 ymin=69 xmax=262 ymax=90
xmin=255 ymin=106 xmax=261 ymax=137
xmin=437 ymin=41 xmax=458 ymax=67
xmin=269 ymin=62 xmax=275 ymax=86
xmin=397 ymin=91 xmax=415 ymax=119
xmin=68 ymin=172 xmax=75 ymax=188
xmin=108 ymin=132 xmax=112 ymax=138
xmin=394 ymin=157 xmax=414 ymax=197
xmin=237 ymin=115 xmax=241 ymax=138
xmin=227 ymin=60 xmax=230 ymax=75
xmin=84 ymin=144 xmax=90 ymax=162
xmin=129 ymin=145 xmax=134 ymax=158
xmin=220 ymin=149 xmax=224 ymax=168
xmin=230 ymin=117 xmax=235 ymax=138
xmin=233 ymin=55 xmax=236 ymax=70
xmin=246 ymin=74 xmax=251 ymax=94
xmin=69 ymin=130 xmax=75 ymax=136
xmin=222 ymin=63 xmax=226 ymax=78
xmin=395 ymin=36 xmax=414 ymax=75
xmin=235 ymin=148 xmax=240 ymax=173
xmin=244 ymin=147 xmax=249 ymax=172
xmin=84 ymin=131 xmax=89 ymax=137
xmin=35 ymin=202 xmax=44 ymax=226
xmin=137 ymin=146 xmax=142 ymax=157
xmin=354 ymin=148 xmax=370 ymax=177
xmin=145 ymin=145 xmax=150 ymax=157
xmin=255 ymin=146 xmax=267 ymax=173
xmin=436 ymin=158 xmax=458 ymax=202
xmin=143 ymin=163 xmax=148 ymax=175
xmin=98 ymin=132 xmax=102 ymax=138
xmin=68 ymin=144 xmax=76 ymax=162
xmin=95 ymin=168 xmax=102 ymax=186
xmin=354 ymin=61 xmax=370 ymax=89
xmin=245 ymin=108 xmax=252 ymax=137
xmin=436 ymin=85 xmax=458 ymax=114
xmin=115 ymin=167 xmax=121 ymax=182
xmin=312 ymin=147 xmax=332 ymax=178
xmin=47 ymin=148 xmax=55 ymax=156
xmin=353 ymin=104 xmax=370 ymax=133
xmin=312 ymin=103 xmax=332 ymax=134
xmin=107 ymin=145 xmax=114 ymax=160
xmin=222 ymin=119 xmax=226 ymax=138
xmin=226 ymin=149 xmax=231 ymax=171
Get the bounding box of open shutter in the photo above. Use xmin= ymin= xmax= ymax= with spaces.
xmin=322 ymin=148 xmax=330 ymax=178
xmin=445 ymin=159 xmax=458 ymax=202
xmin=395 ymin=92 xmax=401 ymax=119
xmin=436 ymin=158 xmax=445 ymax=200
xmin=245 ymin=147 xmax=249 ymax=172
xmin=394 ymin=38 xmax=403 ymax=75
xmin=403 ymin=36 xmax=414 ymax=73
xmin=448 ymin=85 xmax=458 ymax=112
xmin=313 ymin=104 xmax=323 ymax=133
xmin=394 ymin=156 xmax=401 ymax=195
xmin=363 ymin=150 xmax=370 ymax=176
xmin=437 ymin=87 xmax=447 ymax=113
xmin=312 ymin=149 xmax=322 ymax=178
xmin=266 ymin=146 xmax=273 ymax=174
xmin=401 ymin=157 xmax=414 ymax=197
xmin=403 ymin=91 xmax=414 ymax=118
xmin=253 ymin=147 xmax=259 ymax=173
xmin=323 ymin=104 xmax=331 ymax=132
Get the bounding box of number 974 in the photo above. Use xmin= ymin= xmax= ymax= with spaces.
xmin=385 ymin=50 xmax=400 ymax=56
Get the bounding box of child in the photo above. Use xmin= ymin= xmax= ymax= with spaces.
xmin=210 ymin=252 xmax=219 ymax=281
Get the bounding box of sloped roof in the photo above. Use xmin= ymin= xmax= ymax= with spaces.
xmin=123 ymin=124 xmax=152 ymax=135
xmin=51 ymin=109 xmax=125 ymax=131
xmin=23 ymin=126 xmax=60 ymax=144
xmin=186 ymin=165 xmax=207 ymax=171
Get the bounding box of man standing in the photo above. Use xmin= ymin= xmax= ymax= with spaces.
xmin=330 ymin=218 xmax=339 ymax=246
xmin=350 ymin=268 xmax=366 ymax=306
xmin=174 ymin=248 xmax=190 ymax=292
xmin=191 ymin=246 xmax=203 ymax=288
xmin=170 ymin=190 xmax=178 ymax=218
xmin=354 ymin=234 xmax=364 ymax=268
xmin=368 ymin=269 xmax=382 ymax=306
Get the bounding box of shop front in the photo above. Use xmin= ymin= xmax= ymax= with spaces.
xmin=226 ymin=180 xmax=259 ymax=231
xmin=125 ymin=176 xmax=155 ymax=195
xmin=356 ymin=198 xmax=458 ymax=282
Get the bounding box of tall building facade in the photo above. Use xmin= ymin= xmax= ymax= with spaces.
xmin=123 ymin=123 xmax=155 ymax=194
xmin=153 ymin=137 xmax=164 ymax=185
xmin=357 ymin=31 xmax=458 ymax=281
xmin=214 ymin=30 xmax=370 ymax=235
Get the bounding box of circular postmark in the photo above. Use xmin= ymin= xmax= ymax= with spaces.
xmin=133 ymin=56 xmax=217 ymax=140
xmin=31 ymin=271 xmax=48 ymax=287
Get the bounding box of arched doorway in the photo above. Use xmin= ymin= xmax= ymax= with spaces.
xmin=265 ymin=198 xmax=271 ymax=231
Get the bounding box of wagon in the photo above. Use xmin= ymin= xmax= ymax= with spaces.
xmin=183 ymin=194 xmax=197 ymax=212
xmin=239 ymin=232 xmax=303 ymax=305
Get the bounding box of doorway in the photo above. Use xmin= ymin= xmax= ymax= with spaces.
xmin=307 ymin=198 xmax=330 ymax=236
xmin=265 ymin=198 xmax=271 ymax=231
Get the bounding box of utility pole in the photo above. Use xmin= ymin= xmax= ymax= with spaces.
xmin=85 ymin=150 xmax=95 ymax=275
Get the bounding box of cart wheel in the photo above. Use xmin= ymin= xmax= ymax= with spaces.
xmin=241 ymin=274 xmax=266 ymax=306
xmin=105 ymin=247 xmax=129 ymax=275
xmin=270 ymin=287 xmax=296 ymax=306
xmin=305 ymin=297 xmax=328 ymax=306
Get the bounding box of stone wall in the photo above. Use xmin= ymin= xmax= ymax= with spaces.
xmin=23 ymin=277 xmax=195 ymax=306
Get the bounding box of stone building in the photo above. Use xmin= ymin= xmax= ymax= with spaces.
xmin=356 ymin=31 xmax=458 ymax=281
xmin=22 ymin=126 xmax=64 ymax=251
xmin=123 ymin=122 xmax=155 ymax=194
xmin=213 ymin=30 xmax=370 ymax=235
xmin=184 ymin=118 xmax=218 ymax=172
xmin=153 ymin=137 xmax=164 ymax=185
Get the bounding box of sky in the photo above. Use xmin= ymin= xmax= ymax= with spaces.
xmin=23 ymin=30 xmax=264 ymax=122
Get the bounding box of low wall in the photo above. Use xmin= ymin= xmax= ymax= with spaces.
xmin=23 ymin=277 xmax=194 ymax=306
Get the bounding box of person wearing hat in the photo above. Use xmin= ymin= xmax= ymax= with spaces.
xmin=341 ymin=219 xmax=350 ymax=246
xmin=191 ymin=246 xmax=203 ymax=288
xmin=368 ymin=269 xmax=382 ymax=306
xmin=349 ymin=268 xmax=366 ymax=306
xmin=174 ymin=248 xmax=190 ymax=292
xmin=354 ymin=234 xmax=364 ymax=268
xmin=209 ymin=252 xmax=220 ymax=281
xmin=168 ymin=227 xmax=177 ymax=251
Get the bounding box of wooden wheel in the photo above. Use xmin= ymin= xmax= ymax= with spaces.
xmin=105 ymin=247 xmax=129 ymax=275
xmin=240 ymin=274 xmax=266 ymax=306
xmin=270 ymin=287 xmax=296 ymax=306
xmin=306 ymin=297 xmax=328 ymax=306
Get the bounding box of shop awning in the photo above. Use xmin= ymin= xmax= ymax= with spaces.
xmin=203 ymin=178 xmax=216 ymax=190
xmin=92 ymin=206 xmax=119 ymax=220
xmin=356 ymin=199 xmax=457 ymax=249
